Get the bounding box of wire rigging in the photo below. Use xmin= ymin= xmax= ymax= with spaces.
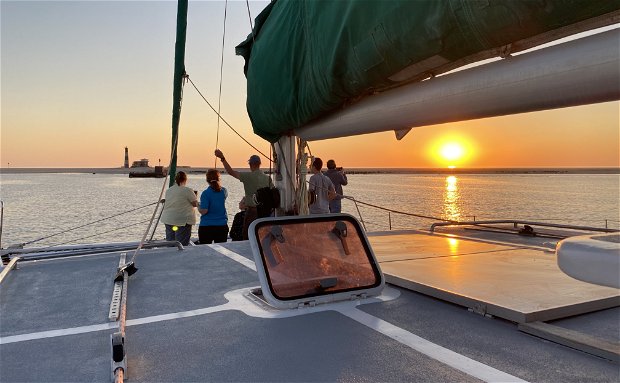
xmin=303 ymin=141 xmax=448 ymax=224
xmin=45 ymin=219 xmax=153 ymax=248
xmin=214 ymin=0 xmax=228 ymax=168
xmin=22 ymin=202 xmax=158 ymax=246
xmin=129 ymin=75 xmax=188 ymax=264
xmin=245 ymin=0 xmax=255 ymax=39
xmin=186 ymin=76 xmax=271 ymax=161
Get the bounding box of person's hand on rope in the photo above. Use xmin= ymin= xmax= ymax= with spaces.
xmin=214 ymin=149 xmax=225 ymax=161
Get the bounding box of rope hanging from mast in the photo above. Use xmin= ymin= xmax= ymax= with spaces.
xmin=214 ymin=0 xmax=228 ymax=168
xmin=113 ymin=2 xmax=189 ymax=382
xmin=187 ymin=77 xmax=271 ymax=161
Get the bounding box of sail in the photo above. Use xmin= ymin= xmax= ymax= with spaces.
xmin=236 ymin=0 xmax=620 ymax=143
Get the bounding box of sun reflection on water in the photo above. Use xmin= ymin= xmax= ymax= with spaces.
xmin=443 ymin=176 xmax=461 ymax=222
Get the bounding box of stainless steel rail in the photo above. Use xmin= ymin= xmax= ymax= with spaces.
xmin=430 ymin=220 xmax=618 ymax=234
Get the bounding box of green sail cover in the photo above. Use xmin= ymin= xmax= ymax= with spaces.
xmin=236 ymin=0 xmax=620 ymax=143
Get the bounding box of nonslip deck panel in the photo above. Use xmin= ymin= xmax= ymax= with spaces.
xmin=518 ymin=321 xmax=620 ymax=362
xmin=125 ymin=309 xmax=479 ymax=383
xmin=0 ymin=253 xmax=120 ymax=336
xmin=1 ymin=239 xmax=619 ymax=382
xmin=369 ymin=233 xmax=620 ymax=323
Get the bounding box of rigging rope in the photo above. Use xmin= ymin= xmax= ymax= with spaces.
xmin=214 ymin=0 xmax=228 ymax=169
xmin=187 ymin=76 xmax=271 ymax=161
xmin=129 ymin=75 xmax=187 ymax=264
xmin=46 ymin=219 xmax=153 ymax=248
xmin=343 ymin=196 xmax=452 ymax=222
xmin=303 ymin=140 xmax=449 ymax=224
xmin=21 ymin=202 xmax=158 ymax=246
xmin=245 ymin=0 xmax=255 ymax=39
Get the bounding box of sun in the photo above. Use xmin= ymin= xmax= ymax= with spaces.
xmin=428 ymin=135 xmax=474 ymax=168
xmin=440 ymin=143 xmax=465 ymax=161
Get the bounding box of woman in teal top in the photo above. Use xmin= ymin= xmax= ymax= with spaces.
xmin=198 ymin=169 xmax=228 ymax=244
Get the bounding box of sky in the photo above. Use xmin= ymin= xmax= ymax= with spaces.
xmin=1 ymin=1 xmax=619 ymax=169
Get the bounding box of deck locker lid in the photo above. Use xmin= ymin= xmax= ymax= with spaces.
xmin=249 ymin=214 xmax=385 ymax=309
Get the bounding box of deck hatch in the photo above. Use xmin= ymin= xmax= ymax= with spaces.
xmin=249 ymin=214 xmax=384 ymax=309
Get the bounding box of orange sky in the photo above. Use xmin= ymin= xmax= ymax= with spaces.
xmin=1 ymin=2 xmax=618 ymax=169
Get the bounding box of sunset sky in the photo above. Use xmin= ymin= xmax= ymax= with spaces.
xmin=2 ymin=1 xmax=618 ymax=169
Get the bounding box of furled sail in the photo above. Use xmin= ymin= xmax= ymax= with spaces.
xmin=236 ymin=0 xmax=620 ymax=143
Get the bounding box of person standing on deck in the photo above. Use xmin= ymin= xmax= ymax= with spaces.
xmin=198 ymin=169 xmax=229 ymax=244
xmin=214 ymin=149 xmax=272 ymax=240
xmin=325 ymin=159 xmax=348 ymax=213
xmin=160 ymin=171 xmax=198 ymax=246
xmin=308 ymin=157 xmax=335 ymax=214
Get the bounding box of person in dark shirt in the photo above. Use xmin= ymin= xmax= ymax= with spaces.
xmin=229 ymin=197 xmax=246 ymax=242
xmin=325 ymin=159 xmax=348 ymax=213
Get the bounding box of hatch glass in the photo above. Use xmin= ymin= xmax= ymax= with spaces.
xmin=249 ymin=214 xmax=384 ymax=308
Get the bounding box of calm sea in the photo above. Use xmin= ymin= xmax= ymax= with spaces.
xmin=0 ymin=172 xmax=618 ymax=248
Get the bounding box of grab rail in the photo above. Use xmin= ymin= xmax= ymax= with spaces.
xmin=430 ymin=219 xmax=618 ymax=233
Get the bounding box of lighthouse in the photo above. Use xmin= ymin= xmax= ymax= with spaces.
xmin=124 ymin=147 xmax=129 ymax=168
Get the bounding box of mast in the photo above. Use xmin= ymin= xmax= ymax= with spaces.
xmin=168 ymin=0 xmax=188 ymax=186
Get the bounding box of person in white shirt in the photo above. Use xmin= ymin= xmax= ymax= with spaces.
xmin=308 ymin=157 xmax=335 ymax=214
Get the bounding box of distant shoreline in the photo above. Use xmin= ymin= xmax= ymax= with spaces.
xmin=1 ymin=167 xmax=618 ymax=175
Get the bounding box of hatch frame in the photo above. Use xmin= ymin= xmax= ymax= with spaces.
xmin=248 ymin=213 xmax=385 ymax=309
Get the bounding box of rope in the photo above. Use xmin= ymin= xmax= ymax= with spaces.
xmin=301 ymin=160 xmax=450 ymax=225
xmin=245 ymin=0 xmax=255 ymax=39
xmin=149 ymin=203 xmax=166 ymax=241
xmin=21 ymin=202 xmax=158 ymax=246
xmin=186 ymin=76 xmax=271 ymax=162
xmin=129 ymin=75 xmax=187 ymax=264
xmin=296 ymin=139 xmax=309 ymax=215
xmin=342 ymin=196 xmax=451 ymax=222
xmin=214 ymin=0 xmax=228 ymax=168
xmin=45 ymin=219 xmax=152 ymax=248
xmin=351 ymin=198 xmax=367 ymax=231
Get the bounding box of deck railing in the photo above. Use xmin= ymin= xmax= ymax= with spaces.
xmin=429 ymin=219 xmax=618 ymax=234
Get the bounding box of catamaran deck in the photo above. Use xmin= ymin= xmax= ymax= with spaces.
xmin=1 ymin=229 xmax=618 ymax=382
xmin=369 ymin=230 xmax=619 ymax=323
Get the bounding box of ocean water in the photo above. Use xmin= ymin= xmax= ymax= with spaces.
xmin=0 ymin=172 xmax=618 ymax=248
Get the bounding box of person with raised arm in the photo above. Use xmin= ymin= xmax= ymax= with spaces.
xmin=214 ymin=149 xmax=272 ymax=240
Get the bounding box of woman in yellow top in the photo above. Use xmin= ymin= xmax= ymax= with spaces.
xmin=160 ymin=171 xmax=198 ymax=245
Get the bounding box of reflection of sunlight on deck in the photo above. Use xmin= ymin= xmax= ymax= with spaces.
xmin=447 ymin=238 xmax=460 ymax=257
xmin=443 ymin=176 xmax=461 ymax=221
xmin=446 ymin=239 xmax=462 ymax=279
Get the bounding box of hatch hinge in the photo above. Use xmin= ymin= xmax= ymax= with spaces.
xmin=350 ymin=293 xmax=368 ymax=301
xmin=298 ymin=300 xmax=317 ymax=308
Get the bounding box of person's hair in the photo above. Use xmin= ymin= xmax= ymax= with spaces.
xmin=175 ymin=171 xmax=187 ymax=186
xmin=312 ymin=157 xmax=323 ymax=171
xmin=206 ymin=169 xmax=222 ymax=192
xmin=327 ymin=159 xmax=336 ymax=169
